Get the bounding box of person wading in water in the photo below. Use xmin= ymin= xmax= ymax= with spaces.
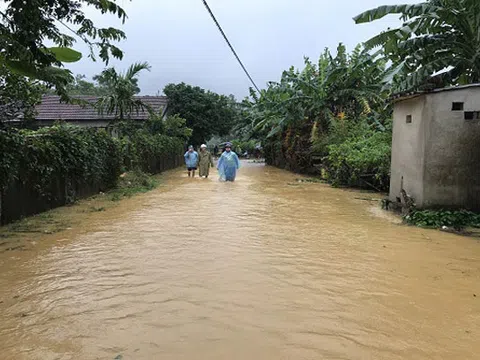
xmin=217 ymin=142 xmax=240 ymax=182
xmin=198 ymin=144 xmax=214 ymax=178
xmin=184 ymin=145 xmax=199 ymax=178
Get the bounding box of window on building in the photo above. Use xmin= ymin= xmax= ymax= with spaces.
xmin=406 ymin=115 xmax=412 ymax=124
xmin=464 ymin=111 xmax=480 ymax=120
xmin=452 ymin=102 xmax=464 ymax=111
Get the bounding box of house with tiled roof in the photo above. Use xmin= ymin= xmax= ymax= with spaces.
xmin=34 ymin=95 xmax=168 ymax=128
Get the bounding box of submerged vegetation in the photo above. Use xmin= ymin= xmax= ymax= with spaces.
xmin=405 ymin=209 xmax=480 ymax=231
xmin=109 ymin=170 xmax=159 ymax=201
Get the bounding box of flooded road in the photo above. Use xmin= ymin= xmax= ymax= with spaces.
xmin=0 ymin=162 xmax=479 ymax=360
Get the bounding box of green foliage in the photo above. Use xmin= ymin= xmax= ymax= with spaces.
xmin=355 ymin=0 xmax=480 ymax=90
xmin=0 ymin=0 xmax=127 ymax=98
xmin=230 ymin=139 xmax=258 ymax=155
xmin=0 ymin=65 xmax=44 ymax=127
xmin=109 ymin=170 xmax=159 ymax=201
xmin=324 ymin=121 xmax=391 ymax=190
xmin=0 ymin=120 xmax=186 ymax=211
xmin=298 ymin=178 xmax=326 ymax=183
xmin=247 ymin=43 xmax=389 ymax=140
xmin=65 ymin=74 xmax=111 ymax=96
xmin=405 ymin=209 xmax=480 ymax=230
xmin=126 ymin=130 xmax=183 ymax=173
xmin=0 ymin=125 xmax=122 ymax=198
xmin=113 ymin=112 xmax=189 ymax=171
xmin=163 ymin=83 xmax=239 ymax=146
xmin=95 ymin=62 xmax=152 ymax=120
xmin=45 ymin=47 xmax=82 ymax=63
xmin=244 ymin=43 xmax=392 ymax=182
xmin=163 ymin=114 xmax=193 ymax=141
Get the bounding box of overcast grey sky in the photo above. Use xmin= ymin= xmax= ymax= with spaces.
xmin=67 ymin=0 xmax=416 ymax=99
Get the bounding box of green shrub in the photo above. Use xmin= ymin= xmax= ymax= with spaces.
xmin=109 ymin=170 xmax=158 ymax=200
xmin=128 ymin=130 xmax=183 ymax=172
xmin=405 ymin=209 xmax=480 ymax=230
xmin=0 ymin=122 xmax=185 ymax=224
xmin=0 ymin=125 xmax=122 ymax=198
xmin=324 ymin=123 xmax=391 ymax=191
xmin=230 ymin=139 xmax=258 ymax=155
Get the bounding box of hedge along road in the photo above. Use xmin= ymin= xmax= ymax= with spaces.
xmin=0 ymin=161 xmax=479 ymax=360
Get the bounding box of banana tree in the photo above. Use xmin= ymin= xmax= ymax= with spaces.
xmin=355 ymin=0 xmax=480 ymax=90
xmin=249 ymin=43 xmax=389 ymax=138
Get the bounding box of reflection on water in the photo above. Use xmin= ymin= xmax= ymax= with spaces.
xmin=0 ymin=162 xmax=479 ymax=359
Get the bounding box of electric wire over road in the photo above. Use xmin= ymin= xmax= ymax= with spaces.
xmin=201 ymin=0 xmax=261 ymax=93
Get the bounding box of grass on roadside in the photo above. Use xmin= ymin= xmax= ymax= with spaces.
xmin=108 ymin=170 xmax=159 ymax=201
xmin=1 ymin=212 xmax=71 ymax=239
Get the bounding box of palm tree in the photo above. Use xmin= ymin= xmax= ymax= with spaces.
xmin=354 ymin=0 xmax=480 ymax=91
xmin=95 ymin=62 xmax=151 ymax=120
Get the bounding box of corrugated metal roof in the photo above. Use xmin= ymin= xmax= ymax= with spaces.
xmin=36 ymin=95 xmax=168 ymax=121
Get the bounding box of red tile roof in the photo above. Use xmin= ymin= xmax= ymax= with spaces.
xmin=36 ymin=95 xmax=168 ymax=121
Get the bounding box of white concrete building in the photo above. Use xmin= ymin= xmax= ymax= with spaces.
xmin=390 ymin=84 xmax=480 ymax=210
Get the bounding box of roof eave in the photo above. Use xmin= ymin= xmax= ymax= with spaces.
xmin=392 ymin=83 xmax=480 ymax=104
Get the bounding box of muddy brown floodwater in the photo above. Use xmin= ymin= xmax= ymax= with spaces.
xmin=0 ymin=162 xmax=479 ymax=360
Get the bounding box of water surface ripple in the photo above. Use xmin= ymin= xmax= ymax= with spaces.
xmin=0 ymin=162 xmax=479 ymax=359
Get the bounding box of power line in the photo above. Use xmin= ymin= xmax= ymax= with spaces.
xmin=201 ymin=0 xmax=261 ymax=93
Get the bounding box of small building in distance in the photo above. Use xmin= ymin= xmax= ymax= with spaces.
xmin=390 ymin=84 xmax=480 ymax=211
xmin=34 ymin=95 xmax=168 ymax=128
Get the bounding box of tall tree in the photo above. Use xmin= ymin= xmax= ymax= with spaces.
xmin=354 ymin=0 xmax=480 ymax=90
xmin=0 ymin=0 xmax=127 ymax=97
xmin=163 ymin=83 xmax=238 ymax=146
xmin=95 ymin=62 xmax=151 ymax=121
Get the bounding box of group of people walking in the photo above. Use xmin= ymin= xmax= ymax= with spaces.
xmin=184 ymin=142 xmax=240 ymax=181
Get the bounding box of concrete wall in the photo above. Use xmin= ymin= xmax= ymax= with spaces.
xmin=390 ymin=87 xmax=480 ymax=210
xmin=423 ymin=88 xmax=480 ymax=210
xmin=389 ymin=96 xmax=428 ymax=206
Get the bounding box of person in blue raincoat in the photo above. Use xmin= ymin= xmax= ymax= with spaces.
xmin=217 ymin=142 xmax=240 ymax=181
xmin=184 ymin=145 xmax=199 ymax=177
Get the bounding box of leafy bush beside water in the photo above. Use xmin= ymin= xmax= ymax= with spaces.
xmin=0 ymin=122 xmax=185 ymax=224
xmin=0 ymin=126 xmax=123 ymax=198
xmin=245 ymin=44 xmax=393 ymax=188
xmin=109 ymin=170 xmax=159 ymax=201
xmin=324 ymin=123 xmax=391 ymax=191
xmin=0 ymin=124 xmax=184 ymax=194
xmin=405 ymin=209 xmax=480 ymax=230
